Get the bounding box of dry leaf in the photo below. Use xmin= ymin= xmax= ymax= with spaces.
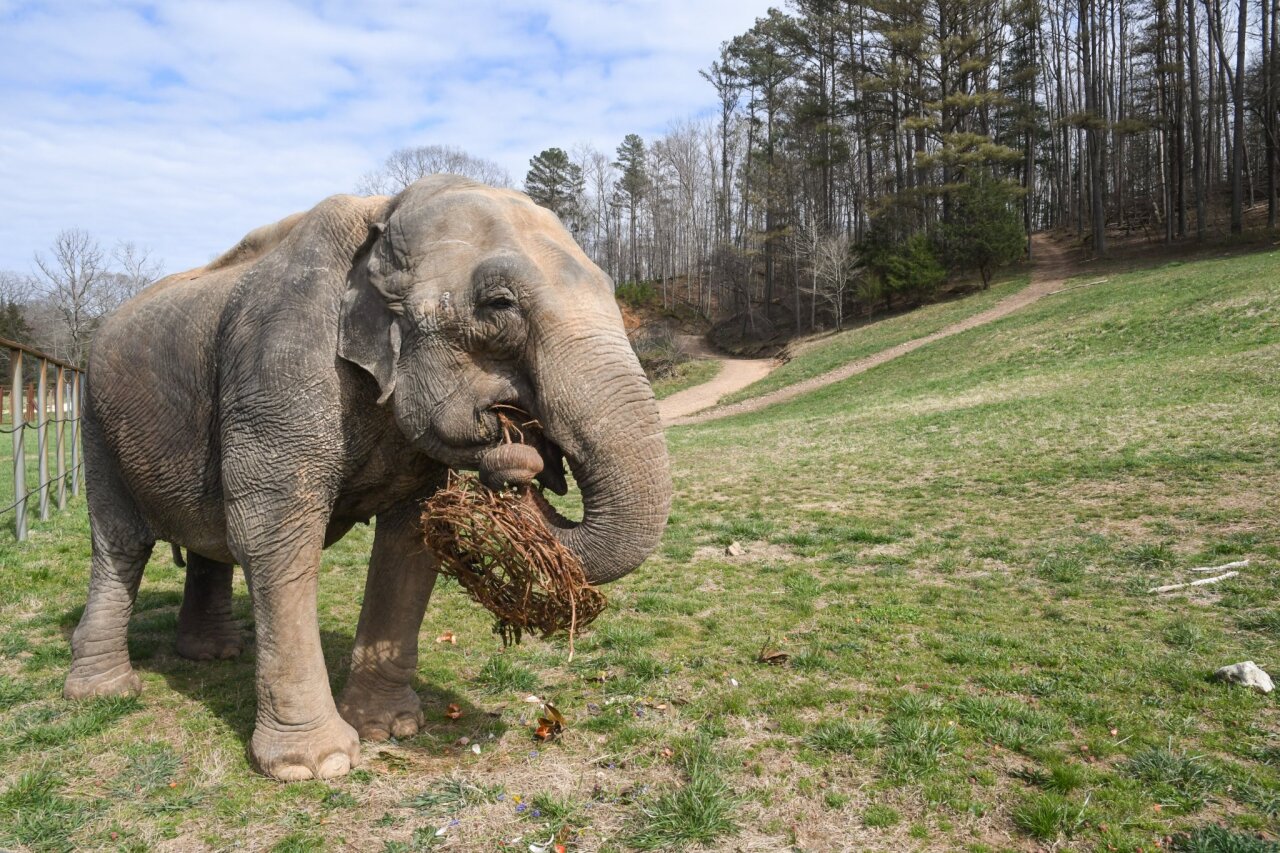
xmin=535 ymin=703 xmax=566 ymax=741
xmin=757 ymin=642 xmax=790 ymax=666
xmin=445 ymin=703 xmax=463 ymax=720
xmin=435 ymin=631 xmax=457 ymax=644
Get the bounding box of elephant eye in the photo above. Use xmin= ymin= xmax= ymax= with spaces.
xmin=479 ymin=287 xmax=518 ymax=312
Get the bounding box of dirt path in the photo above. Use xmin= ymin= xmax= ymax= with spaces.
xmin=664 ymin=234 xmax=1074 ymax=427
xmin=656 ymin=337 xmax=777 ymax=422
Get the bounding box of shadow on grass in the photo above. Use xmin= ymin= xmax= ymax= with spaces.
xmin=54 ymin=589 xmax=502 ymax=760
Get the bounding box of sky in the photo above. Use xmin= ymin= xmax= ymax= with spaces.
xmin=0 ymin=0 xmax=772 ymax=274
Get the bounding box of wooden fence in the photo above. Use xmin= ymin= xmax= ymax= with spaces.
xmin=1 ymin=337 xmax=84 ymax=540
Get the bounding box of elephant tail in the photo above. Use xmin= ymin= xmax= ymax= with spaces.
xmin=170 ymin=543 xmax=186 ymax=568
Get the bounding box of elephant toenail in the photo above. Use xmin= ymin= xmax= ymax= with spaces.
xmin=317 ymin=753 xmax=351 ymax=779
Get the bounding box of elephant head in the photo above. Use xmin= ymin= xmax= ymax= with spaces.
xmin=337 ymin=175 xmax=671 ymax=584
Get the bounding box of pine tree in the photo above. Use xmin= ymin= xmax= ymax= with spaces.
xmin=524 ymin=148 xmax=585 ymax=233
xmin=613 ymin=134 xmax=648 ymax=283
xmin=942 ymin=176 xmax=1027 ymax=287
xmin=0 ymin=300 xmax=30 ymax=344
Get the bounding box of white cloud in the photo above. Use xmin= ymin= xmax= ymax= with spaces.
xmin=0 ymin=0 xmax=771 ymax=273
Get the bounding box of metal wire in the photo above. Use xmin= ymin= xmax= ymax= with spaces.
xmin=0 ymin=416 xmax=79 ymax=434
xmin=0 ymin=462 xmax=84 ymax=517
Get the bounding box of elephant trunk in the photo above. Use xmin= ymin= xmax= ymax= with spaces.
xmin=532 ymin=320 xmax=671 ymax=586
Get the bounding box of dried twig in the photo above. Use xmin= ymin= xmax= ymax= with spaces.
xmin=421 ymin=472 xmax=605 ymax=660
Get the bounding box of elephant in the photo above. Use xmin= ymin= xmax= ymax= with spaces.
xmin=62 ymin=175 xmax=672 ymax=781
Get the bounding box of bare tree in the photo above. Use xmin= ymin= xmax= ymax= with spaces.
xmin=573 ymin=144 xmax=620 ymax=280
xmin=110 ymin=241 xmax=165 ymax=304
xmin=0 ymin=270 xmax=33 ymax=307
xmin=806 ymin=233 xmax=860 ymax=331
xmin=32 ymin=229 xmax=112 ymax=364
xmin=357 ymin=144 xmax=512 ymax=194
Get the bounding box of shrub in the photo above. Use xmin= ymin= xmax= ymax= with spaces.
xmin=630 ymin=327 xmax=689 ymax=381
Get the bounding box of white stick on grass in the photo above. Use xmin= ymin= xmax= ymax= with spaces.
xmin=1188 ymin=559 xmax=1249 ymax=573
xmin=1148 ymin=572 xmax=1239 ymax=594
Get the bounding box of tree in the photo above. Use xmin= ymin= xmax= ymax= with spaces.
xmin=0 ymin=271 xmax=32 ymax=344
xmin=807 ymin=233 xmax=860 ymax=330
xmin=33 ymin=229 xmax=114 ymax=364
xmin=942 ymin=177 xmax=1027 ymax=287
xmin=110 ymin=241 xmax=164 ymax=303
xmin=861 ymin=228 xmax=947 ymax=306
xmin=613 ymin=134 xmax=648 ymax=283
xmin=358 ymin=144 xmax=511 ymax=195
xmin=524 ymin=148 xmax=585 ymax=232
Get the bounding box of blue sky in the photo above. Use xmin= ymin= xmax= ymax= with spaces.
xmin=0 ymin=0 xmax=771 ymax=273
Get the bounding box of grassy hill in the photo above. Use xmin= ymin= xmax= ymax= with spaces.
xmin=721 ymin=271 xmax=1032 ymax=405
xmin=1 ymin=247 xmax=1278 ymax=851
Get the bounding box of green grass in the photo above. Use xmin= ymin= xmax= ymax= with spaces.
xmin=0 ymin=768 xmax=92 ymax=851
xmin=650 ymin=358 xmax=720 ymax=400
xmin=2 ymin=246 xmax=1280 ymax=848
xmin=720 ymin=271 xmax=1031 ymax=404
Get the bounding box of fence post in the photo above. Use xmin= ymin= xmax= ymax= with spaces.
xmin=71 ymin=370 xmax=82 ymax=497
xmin=11 ymin=348 xmax=26 ymax=540
xmin=37 ymin=360 xmax=49 ymax=521
xmin=55 ymin=368 xmax=66 ymax=511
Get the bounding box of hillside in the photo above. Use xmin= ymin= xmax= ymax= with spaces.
xmin=1 ymin=246 xmax=1278 ymax=850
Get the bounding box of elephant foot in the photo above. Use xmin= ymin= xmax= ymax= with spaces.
xmin=64 ymin=661 xmax=142 ymax=700
xmin=250 ymin=713 xmax=361 ymax=781
xmin=336 ymin=680 xmax=424 ymax=742
xmin=175 ymin=622 xmax=244 ymax=661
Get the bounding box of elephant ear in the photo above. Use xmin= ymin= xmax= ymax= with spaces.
xmin=338 ymin=223 xmax=402 ymax=405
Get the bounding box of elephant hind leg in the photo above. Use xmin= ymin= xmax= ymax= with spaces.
xmin=64 ymin=450 xmax=155 ymax=700
xmin=176 ymin=553 xmax=244 ymax=661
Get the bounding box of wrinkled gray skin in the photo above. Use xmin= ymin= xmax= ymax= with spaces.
xmin=62 ymin=176 xmax=671 ymax=781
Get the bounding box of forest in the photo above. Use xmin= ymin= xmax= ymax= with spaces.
xmin=438 ymin=0 xmax=1278 ymax=341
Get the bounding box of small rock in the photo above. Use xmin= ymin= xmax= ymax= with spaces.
xmin=1214 ymin=661 xmax=1274 ymax=694
xmin=726 ymin=541 xmax=745 ymax=557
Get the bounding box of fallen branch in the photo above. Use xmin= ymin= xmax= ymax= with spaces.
xmin=1188 ymin=559 xmax=1249 ymax=573
xmin=1148 ymin=572 xmax=1238 ymax=594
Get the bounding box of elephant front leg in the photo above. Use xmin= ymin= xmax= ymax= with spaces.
xmin=231 ymin=513 xmax=359 ymax=781
xmin=337 ymin=502 xmax=437 ymax=741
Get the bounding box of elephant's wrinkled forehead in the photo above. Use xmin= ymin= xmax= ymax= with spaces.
xmin=388 ymin=187 xmax=585 ymax=271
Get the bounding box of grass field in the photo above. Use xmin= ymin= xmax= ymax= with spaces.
xmin=1 ymin=246 xmax=1279 ymax=851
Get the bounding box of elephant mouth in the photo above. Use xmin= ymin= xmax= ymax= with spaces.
xmin=532 ymin=437 xmax=569 ymax=496
xmin=479 ymin=403 xmax=569 ymax=496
